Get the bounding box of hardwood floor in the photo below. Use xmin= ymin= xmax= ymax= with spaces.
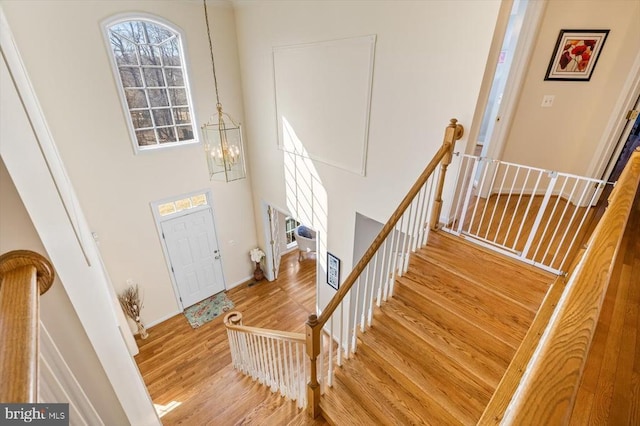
xmin=133 ymin=192 xmax=638 ymax=425
xmin=569 ymin=187 xmax=640 ymax=425
xmin=134 ymin=250 xmax=327 ymax=425
xmin=320 ymin=232 xmax=555 ymax=425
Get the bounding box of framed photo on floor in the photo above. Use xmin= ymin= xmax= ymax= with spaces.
xmin=327 ymin=252 xmax=340 ymax=290
xmin=544 ymin=29 xmax=609 ymax=81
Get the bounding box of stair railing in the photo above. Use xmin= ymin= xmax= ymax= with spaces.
xmin=224 ymin=312 xmax=308 ymax=407
xmin=479 ymin=148 xmax=640 ymax=424
xmin=305 ymin=119 xmax=464 ymax=417
xmin=0 ymin=250 xmax=55 ymax=402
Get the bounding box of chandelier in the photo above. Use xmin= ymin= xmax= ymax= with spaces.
xmin=201 ymin=0 xmax=246 ymax=182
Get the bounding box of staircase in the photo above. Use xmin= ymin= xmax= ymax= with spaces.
xmin=320 ymin=232 xmax=553 ymax=425
xmin=221 ymin=122 xmax=640 ymax=424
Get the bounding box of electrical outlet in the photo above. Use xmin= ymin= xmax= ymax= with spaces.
xmin=541 ymin=95 xmax=555 ymax=108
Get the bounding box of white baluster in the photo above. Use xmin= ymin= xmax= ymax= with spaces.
xmin=328 ymin=315 xmax=334 ymax=386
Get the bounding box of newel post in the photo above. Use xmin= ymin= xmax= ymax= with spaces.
xmin=0 ymin=250 xmax=55 ymax=403
xmin=305 ymin=314 xmax=321 ymax=418
xmin=430 ymin=118 xmax=464 ymax=230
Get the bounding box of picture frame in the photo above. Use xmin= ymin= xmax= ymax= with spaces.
xmin=327 ymin=252 xmax=340 ymax=290
xmin=544 ymin=29 xmax=609 ymax=81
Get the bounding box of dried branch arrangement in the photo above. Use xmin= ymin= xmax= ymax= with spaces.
xmin=118 ymin=284 xmax=143 ymax=321
xmin=118 ymin=283 xmax=148 ymax=339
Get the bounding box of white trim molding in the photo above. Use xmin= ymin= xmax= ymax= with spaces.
xmin=1 ymin=8 xmax=160 ymax=425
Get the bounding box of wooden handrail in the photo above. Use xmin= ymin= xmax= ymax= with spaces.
xmin=305 ymin=119 xmax=464 ymax=417
xmin=223 ymin=311 xmax=305 ymax=342
xmin=481 ymin=148 xmax=640 ymax=424
xmin=0 ymin=250 xmax=55 ymax=403
xmin=313 ymin=119 xmax=463 ymax=330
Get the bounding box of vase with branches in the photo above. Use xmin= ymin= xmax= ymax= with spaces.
xmin=118 ymin=283 xmax=148 ymax=339
xmin=250 ymin=248 xmax=265 ymax=281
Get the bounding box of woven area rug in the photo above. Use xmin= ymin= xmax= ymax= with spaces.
xmin=184 ymin=292 xmax=234 ymax=328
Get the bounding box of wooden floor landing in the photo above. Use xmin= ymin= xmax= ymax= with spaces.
xmin=320 ymin=231 xmax=555 ymax=425
xmin=134 ymin=250 xmax=327 ymax=425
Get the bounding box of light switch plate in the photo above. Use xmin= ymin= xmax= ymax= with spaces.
xmin=542 ymin=95 xmax=555 ymax=108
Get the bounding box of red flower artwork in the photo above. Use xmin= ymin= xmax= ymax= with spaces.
xmin=557 ymin=39 xmax=596 ymax=72
xmin=546 ymin=30 xmax=609 ymax=81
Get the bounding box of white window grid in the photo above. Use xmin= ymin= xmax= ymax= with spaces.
xmin=106 ymin=18 xmax=197 ymax=151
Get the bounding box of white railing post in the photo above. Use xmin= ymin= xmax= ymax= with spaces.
xmin=521 ymin=170 xmax=558 ymax=260
xmin=456 ymin=157 xmax=481 ymax=235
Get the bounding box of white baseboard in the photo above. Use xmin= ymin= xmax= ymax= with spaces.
xmin=226 ymin=275 xmax=254 ymax=290
xmin=145 ymin=309 xmax=181 ymax=329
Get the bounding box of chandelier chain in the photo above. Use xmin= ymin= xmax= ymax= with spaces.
xmin=203 ymin=0 xmax=221 ymax=107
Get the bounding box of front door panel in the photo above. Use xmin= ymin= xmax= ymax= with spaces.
xmin=161 ymin=209 xmax=224 ymax=308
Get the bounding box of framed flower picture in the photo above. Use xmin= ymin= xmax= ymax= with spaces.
xmin=544 ymin=29 xmax=609 ymax=81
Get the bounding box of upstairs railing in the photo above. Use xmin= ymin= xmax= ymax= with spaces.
xmin=479 ymin=148 xmax=640 ymax=424
xmin=0 ymin=250 xmax=55 ymax=402
xmin=305 ymin=119 xmax=464 ymax=417
xmin=441 ymin=154 xmax=611 ymax=274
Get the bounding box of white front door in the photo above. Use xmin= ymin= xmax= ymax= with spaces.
xmin=161 ymin=209 xmax=225 ymax=308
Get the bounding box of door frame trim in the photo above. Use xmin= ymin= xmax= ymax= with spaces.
xmin=589 ymin=49 xmax=640 ymax=180
xmin=261 ymin=200 xmax=294 ymax=282
xmin=150 ymin=189 xmax=225 ymax=311
xmin=466 ymin=0 xmax=547 ymax=159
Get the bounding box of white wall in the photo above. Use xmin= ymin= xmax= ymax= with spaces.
xmin=0 ymin=160 xmax=128 ymax=425
xmin=1 ymin=0 xmax=258 ymax=325
xmin=234 ymin=0 xmax=501 ymax=310
xmin=503 ymin=0 xmax=640 ymax=177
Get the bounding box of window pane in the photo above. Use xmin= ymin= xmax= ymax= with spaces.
xmin=162 ymin=39 xmax=182 ymax=66
xmin=111 ymin=35 xmax=138 ymax=66
xmin=148 ymin=89 xmax=169 ymax=107
xmin=169 ymin=89 xmax=187 ymax=106
xmin=119 ymin=68 xmax=143 ymax=87
xmin=176 ymin=126 xmax=194 ymax=141
xmin=138 ymin=45 xmax=161 ymax=65
xmin=153 ymin=109 xmax=173 ymax=126
xmin=130 ymin=110 xmax=152 ymax=129
xmin=110 ymin=21 xmax=145 ymax=44
xmin=135 ymin=129 xmax=156 ymax=146
xmin=143 ymin=68 xmax=165 ymax=87
xmin=158 ymin=202 xmax=176 ymax=216
xmin=173 ymin=107 xmax=190 ymax=124
xmin=157 ymin=127 xmax=177 ymax=144
xmin=165 ymin=69 xmax=184 ymax=87
xmin=175 ymin=198 xmax=191 ymax=211
xmin=143 ymin=22 xmax=174 ymax=44
xmin=191 ymin=194 xmax=207 ymax=206
xmin=125 ymin=89 xmax=148 ymax=108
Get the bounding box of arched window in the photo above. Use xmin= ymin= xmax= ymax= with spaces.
xmin=105 ymin=17 xmax=197 ymax=152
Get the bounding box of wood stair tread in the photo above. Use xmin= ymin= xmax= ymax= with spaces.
xmin=407 ymin=252 xmax=539 ymax=318
xmin=320 ymin=231 xmax=554 ymax=426
xmin=320 ymin=377 xmax=380 ymax=426
xmin=324 ymin=340 xmax=464 ymax=425
xmin=379 ymin=296 xmax=508 ymax=388
xmin=363 ymin=315 xmax=490 ymax=422
xmin=395 ymin=274 xmax=522 ymax=350
xmin=416 ymin=233 xmax=552 ymax=310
